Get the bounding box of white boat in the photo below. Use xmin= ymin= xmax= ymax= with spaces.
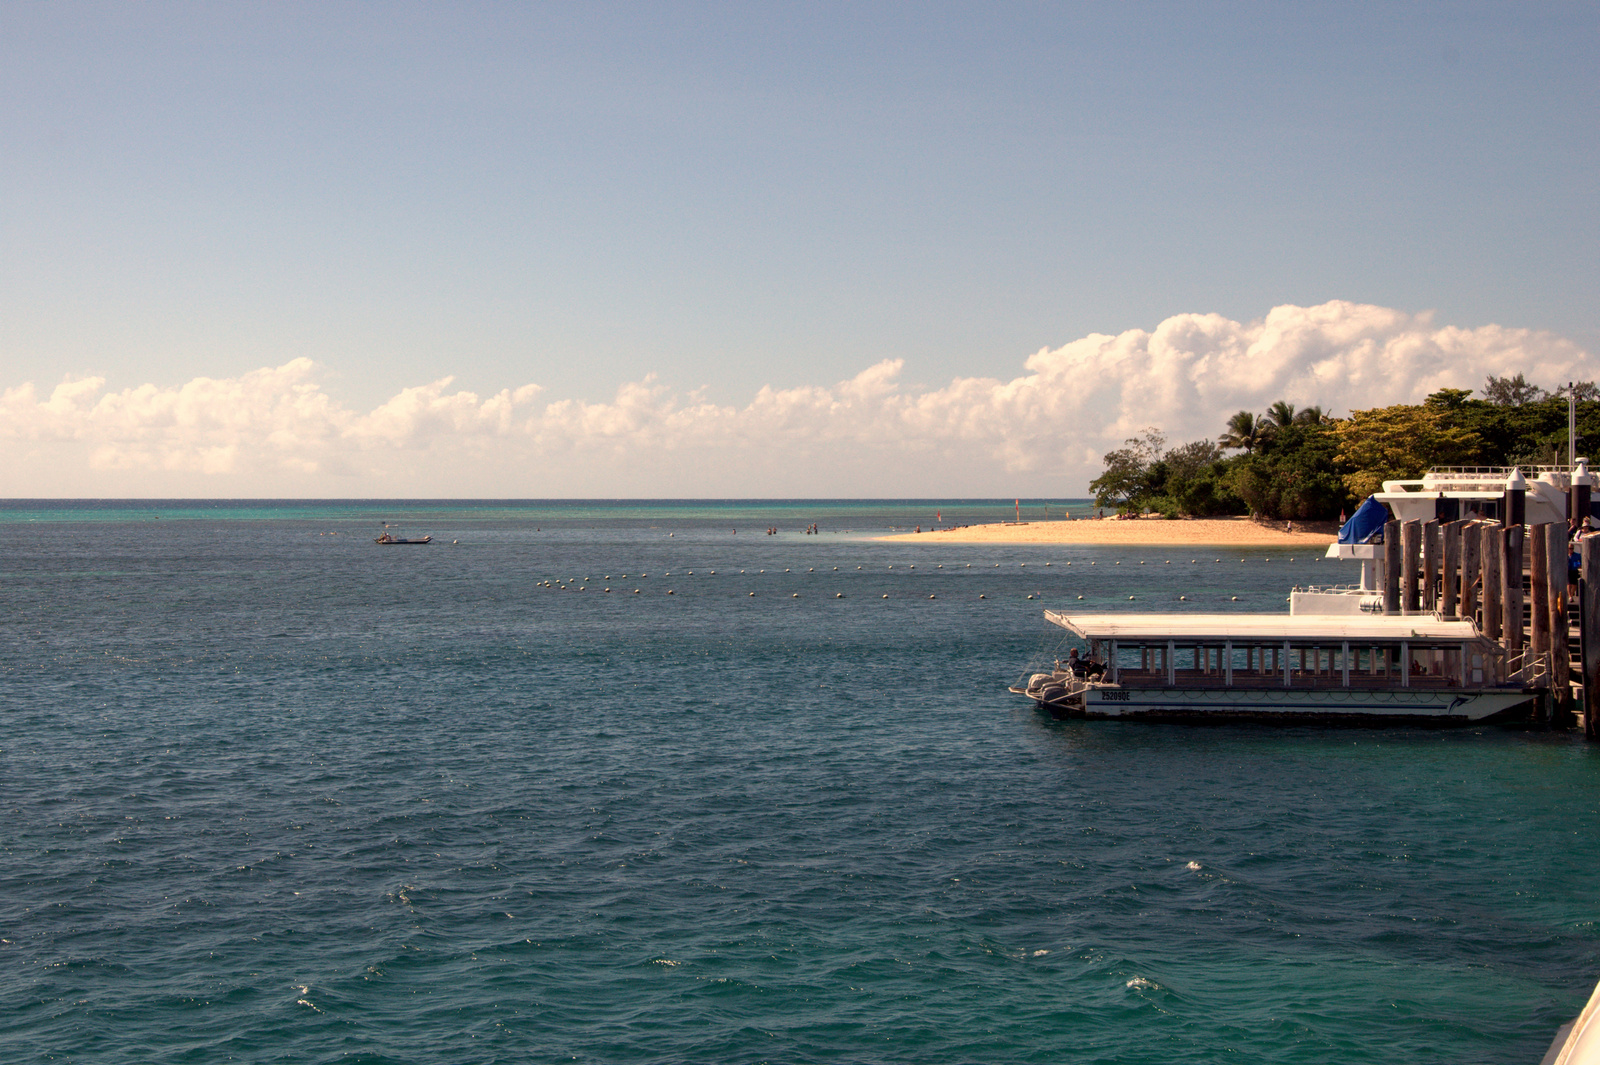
xmin=1016 ymin=610 xmax=1538 ymax=723
xmin=1012 ymin=464 xmax=1582 ymax=724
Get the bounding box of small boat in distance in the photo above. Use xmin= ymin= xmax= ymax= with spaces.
xmin=374 ymin=531 xmax=432 ymax=545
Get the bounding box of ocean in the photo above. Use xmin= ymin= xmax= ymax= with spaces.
xmin=1 ymin=499 xmax=1596 ymax=1064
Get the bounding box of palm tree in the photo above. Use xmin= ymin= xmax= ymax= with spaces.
xmin=1294 ymin=405 xmax=1327 ymax=426
xmin=1219 ymin=410 xmax=1268 ymax=453
xmin=1265 ymin=401 xmax=1298 ymax=429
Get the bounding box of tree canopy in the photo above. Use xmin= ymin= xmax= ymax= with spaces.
xmin=1089 ymin=380 xmax=1600 ymax=520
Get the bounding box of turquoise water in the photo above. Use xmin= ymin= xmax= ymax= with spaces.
xmin=2 ymin=500 xmax=1596 ymax=1063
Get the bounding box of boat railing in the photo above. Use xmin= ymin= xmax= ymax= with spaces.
xmin=1495 ymin=647 xmax=1550 ymax=687
xmin=1295 ymin=584 xmax=1366 ymax=594
xmin=1424 ymin=465 xmax=1576 ymax=477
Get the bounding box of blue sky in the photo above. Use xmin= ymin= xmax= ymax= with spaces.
xmin=1 ymin=2 xmax=1596 ymax=495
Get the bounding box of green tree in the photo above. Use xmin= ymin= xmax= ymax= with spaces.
xmin=1265 ymin=401 xmax=1298 ymax=429
xmin=1218 ymin=410 xmax=1269 ymax=453
xmin=1330 ymin=406 xmax=1485 ymax=498
xmin=1482 ymin=373 xmax=1546 ymax=406
xmin=1224 ymin=422 xmax=1350 ymax=520
xmin=1161 ymin=439 xmax=1244 ymax=516
xmin=1089 ymin=429 xmax=1167 ymax=512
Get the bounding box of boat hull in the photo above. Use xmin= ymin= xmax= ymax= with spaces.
xmin=1072 ymin=685 xmax=1535 ymax=724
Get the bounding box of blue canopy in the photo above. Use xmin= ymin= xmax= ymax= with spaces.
xmin=1337 ymin=495 xmax=1390 ymax=544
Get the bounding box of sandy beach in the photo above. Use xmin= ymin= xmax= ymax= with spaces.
xmin=875 ymin=516 xmax=1337 ymax=547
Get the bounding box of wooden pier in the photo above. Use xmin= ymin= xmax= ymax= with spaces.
xmin=1382 ymin=510 xmax=1596 ymax=733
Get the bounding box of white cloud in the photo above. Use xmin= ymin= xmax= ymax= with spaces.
xmin=1 ymin=301 xmax=1592 ymax=496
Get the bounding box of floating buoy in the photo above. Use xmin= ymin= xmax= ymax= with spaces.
xmin=808 ymin=568 xmax=813 ymax=572
xmin=792 ymin=593 xmax=799 ymax=598
xmin=667 ymin=590 xmax=674 ymax=595
xmin=785 ymin=568 xmax=791 ymax=573
xmin=832 ymin=566 xmax=838 ymax=570
xmin=909 ymin=565 xmax=915 ymax=569
xmin=1027 ymin=594 xmax=1035 ymax=600
xmin=881 ymin=593 xmax=889 ymax=599
xmin=1045 ymin=562 xmax=1051 ymax=566
xmin=748 ymin=591 xmax=755 ymax=596
xmin=1128 ymin=595 xmax=1136 ymax=600
xmin=604 ymin=588 xmax=611 ymax=593
xmin=453 ymin=540 xmax=458 ymax=544
xmin=929 ymin=594 xmax=936 ymax=599
xmin=1140 ymin=561 xmax=1145 ymax=565
xmin=1164 ymin=560 xmax=1170 ymax=564
xmin=835 ymin=593 xmax=844 ymax=598
xmin=605 ymin=575 xmax=611 ymax=579
xmin=1179 ymin=595 xmax=1187 ymax=600
xmin=937 ymin=564 xmax=943 ymax=568
xmin=688 ymin=571 xmax=695 ymax=575
xmin=1090 ymin=561 xmax=1096 ymax=566
xmin=633 ymin=589 xmax=639 ymax=594
xmin=708 ymin=571 xmax=715 ymax=575
xmin=641 ymin=574 xmax=648 ymax=578
xmin=966 ymin=563 xmax=971 ymax=567
xmin=979 ymin=594 xmax=986 ymax=599
xmin=1231 ymin=596 xmax=1239 ymax=601
xmin=1077 ymin=595 xmax=1084 ymax=599
xmin=1020 ymin=563 xmax=1026 ymax=567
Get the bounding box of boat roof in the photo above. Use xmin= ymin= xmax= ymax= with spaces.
xmin=1044 ymin=610 xmax=1483 ymax=642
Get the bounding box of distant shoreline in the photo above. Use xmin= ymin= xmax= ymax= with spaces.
xmin=874 ymin=516 xmax=1338 ymax=547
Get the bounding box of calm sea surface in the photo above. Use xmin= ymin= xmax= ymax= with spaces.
xmin=2 ymin=500 xmax=1597 ymax=1064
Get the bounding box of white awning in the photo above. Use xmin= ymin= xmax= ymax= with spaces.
xmin=1044 ymin=610 xmax=1483 ymax=642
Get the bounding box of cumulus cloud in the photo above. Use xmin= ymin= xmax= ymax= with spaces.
xmin=1 ymin=301 xmax=1592 ymax=496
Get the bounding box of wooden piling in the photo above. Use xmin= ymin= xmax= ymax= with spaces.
xmin=1460 ymin=521 xmax=1481 ymax=624
xmin=1531 ymin=525 xmax=1551 ymax=675
xmin=1502 ymin=526 xmax=1524 ymax=652
xmin=1383 ymin=519 xmax=1402 ymax=615
xmin=1582 ymin=536 xmax=1600 ymax=740
xmin=1547 ymin=521 xmax=1572 ymax=722
xmin=1423 ymin=520 xmax=1440 ymax=614
xmin=1441 ymin=520 xmax=1461 ymax=618
xmin=1481 ymin=523 xmax=1502 ymax=641
xmin=1401 ymin=521 xmax=1422 ymax=614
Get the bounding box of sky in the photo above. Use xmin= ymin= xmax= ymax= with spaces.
xmin=1 ymin=1 xmax=1596 ymax=497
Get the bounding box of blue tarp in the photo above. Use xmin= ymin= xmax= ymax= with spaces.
xmin=1338 ymin=495 xmax=1390 ymax=544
